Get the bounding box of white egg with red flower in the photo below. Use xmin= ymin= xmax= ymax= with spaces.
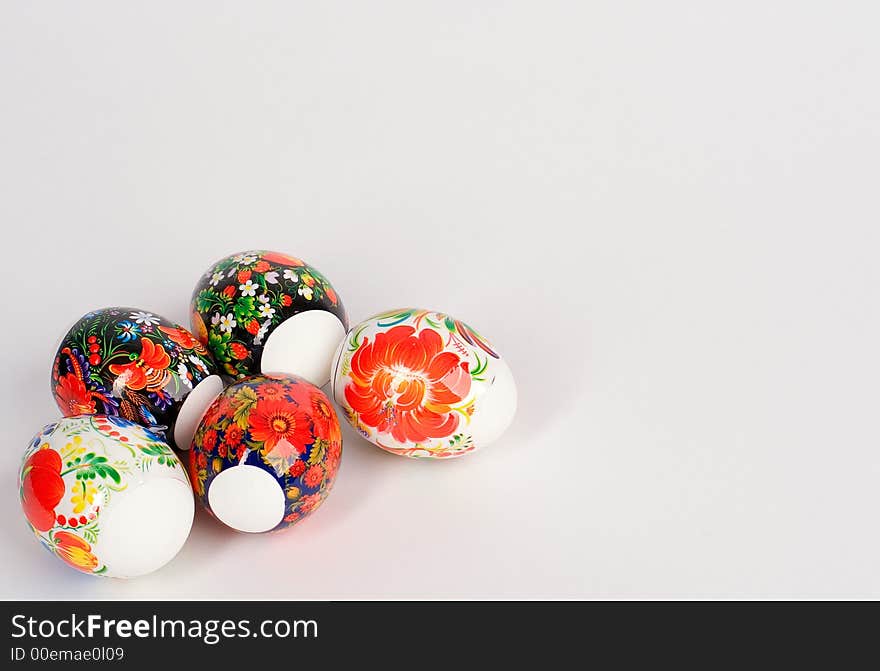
xmin=331 ymin=308 xmax=516 ymax=459
xmin=18 ymin=416 xmax=194 ymax=578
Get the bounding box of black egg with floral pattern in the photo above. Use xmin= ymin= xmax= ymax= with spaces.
xmin=52 ymin=307 xmax=222 ymax=450
xmin=190 ymin=250 xmax=348 ymax=386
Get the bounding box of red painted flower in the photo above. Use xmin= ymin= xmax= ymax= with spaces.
xmin=224 ymin=424 xmax=243 ymax=449
xmin=297 ymin=492 xmax=324 ymax=515
xmin=21 ymin=448 xmax=65 ymax=532
xmin=188 ymin=452 xmax=200 ymax=487
xmin=54 ymin=374 xmax=96 ymax=415
xmin=288 ymin=459 xmax=306 ymax=477
xmin=52 ymin=531 xmax=99 ymax=573
xmin=303 ymin=464 xmax=324 ymax=488
xmin=262 ymin=251 xmax=304 ymax=267
xmin=257 ymin=382 xmax=285 ymax=400
xmin=202 ymin=429 xmax=218 ymax=453
xmin=108 ymin=337 xmax=171 ymax=391
xmin=325 ymin=439 xmax=342 ymax=480
xmin=344 ymin=325 xmax=472 ymax=444
xmin=249 ymin=399 xmax=312 ymax=451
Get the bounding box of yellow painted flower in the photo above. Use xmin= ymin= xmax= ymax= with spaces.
xmin=70 ymin=480 xmax=98 ymax=513
xmin=52 ymin=531 xmax=99 ymax=573
xmin=62 ymin=435 xmax=86 ymax=459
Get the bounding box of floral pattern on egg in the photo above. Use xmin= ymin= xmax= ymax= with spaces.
xmin=332 ymin=309 xmax=516 ymax=459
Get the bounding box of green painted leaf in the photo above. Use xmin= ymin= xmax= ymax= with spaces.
xmin=196 ymin=289 xmax=217 ymax=313
xmin=233 ymin=296 xmax=256 ymax=323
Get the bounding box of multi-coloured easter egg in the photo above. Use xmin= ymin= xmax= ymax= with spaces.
xmin=189 ymin=374 xmax=341 ymax=533
xmin=52 ymin=307 xmax=223 ymax=450
xmin=19 ymin=416 xmax=194 ymax=578
xmin=190 ymin=250 xmax=348 ymax=386
xmin=331 ymin=308 xmax=517 ymax=459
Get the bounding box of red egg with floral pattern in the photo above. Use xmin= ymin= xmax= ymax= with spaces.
xmin=190 ymin=374 xmax=342 ymax=533
xmin=190 ymin=251 xmax=348 ymax=387
xmin=331 ymin=309 xmax=517 ymax=459
xmin=52 ymin=308 xmax=224 ymax=450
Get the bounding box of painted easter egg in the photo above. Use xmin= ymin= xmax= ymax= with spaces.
xmin=52 ymin=307 xmax=223 ymax=450
xmin=189 ymin=374 xmax=342 ymax=533
xmin=331 ymin=308 xmax=517 ymax=459
xmin=190 ymin=251 xmax=348 ymax=386
xmin=19 ymin=416 xmax=194 ymax=578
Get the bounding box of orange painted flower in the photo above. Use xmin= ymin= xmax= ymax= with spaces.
xmin=108 ymin=337 xmax=171 ymax=391
xmin=310 ymin=392 xmax=340 ymax=443
xmin=250 ymin=399 xmax=313 ymax=451
xmin=158 ymin=325 xmax=208 ymax=355
xmin=52 ymin=531 xmax=99 ymax=573
xmin=21 ymin=448 xmax=65 ymax=532
xmin=54 ymin=373 xmax=96 ymax=415
xmin=344 ymin=325 xmax=472 ymax=444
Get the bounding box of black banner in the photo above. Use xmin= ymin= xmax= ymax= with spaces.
xmin=0 ymin=601 xmax=872 ymax=665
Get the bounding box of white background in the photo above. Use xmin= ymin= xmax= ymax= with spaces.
xmin=1 ymin=2 xmax=878 ymax=599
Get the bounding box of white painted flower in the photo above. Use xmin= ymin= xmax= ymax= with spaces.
xmin=232 ymin=253 xmax=258 ymax=266
xmin=211 ymin=312 xmax=221 ymax=326
xmin=210 ymin=271 xmax=224 ymax=286
xmin=219 ymin=313 xmax=236 ymax=333
xmin=283 ymin=269 xmax=298 ymax=282
xmin=177 ymin=362 xmax=193 ymax=388
xmin=298 ymin=285 xmax=313 ymax=300
xmin=130 ymin=311 xmax=159 ymax=326
xmin=239 ymin=279 xmax=258 ymax=296
xmin=258 ymin=303 xmax=276 ymax=319
xmin=257 ymin=293 xmax=270 ymax=304
xmin=232 ymin=253 xmax=258 ymax=265
xmin=264 ymin=271 xmax=279 ymax=284
xmin=188 ymin=354 xmax=209 ymax=375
